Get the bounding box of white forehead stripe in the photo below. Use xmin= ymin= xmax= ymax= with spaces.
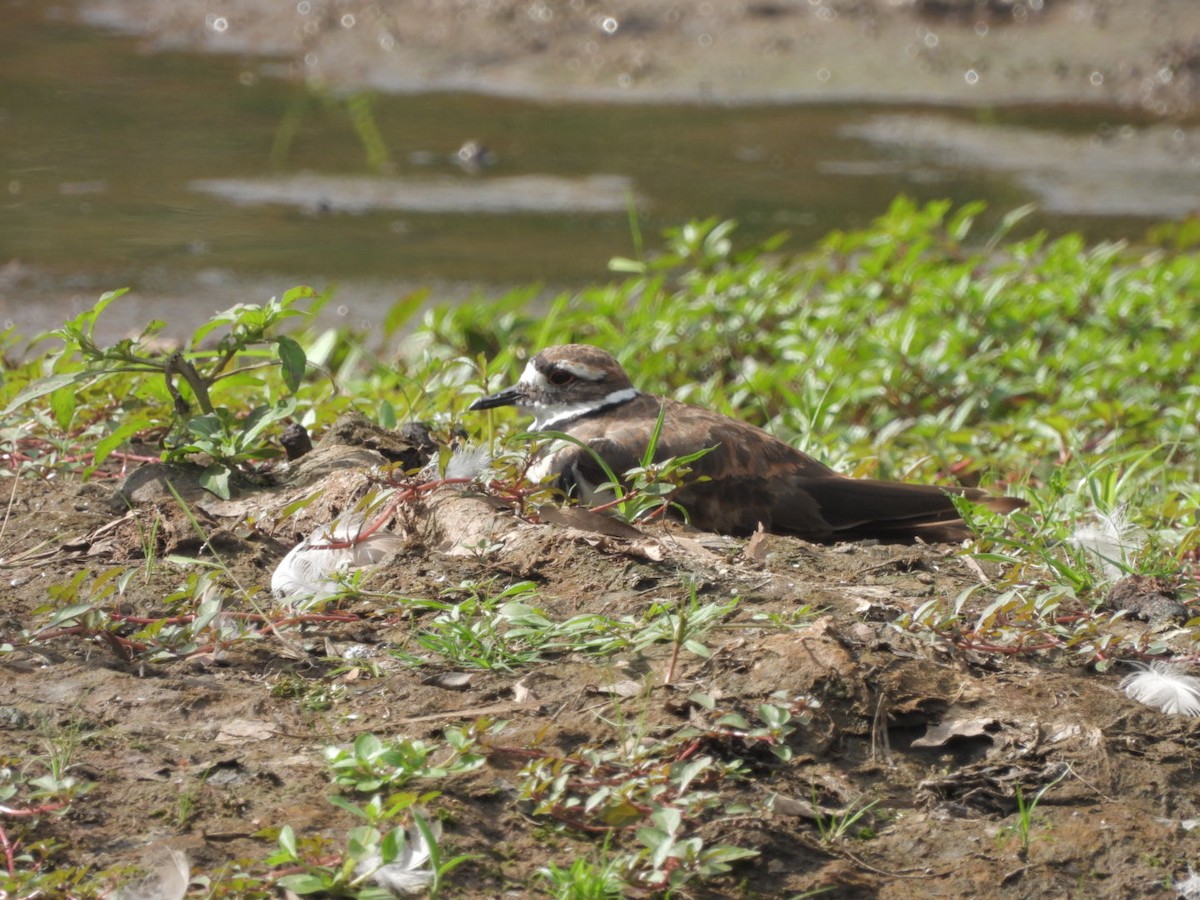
xmin=534 ymin=387 xmax=637 ymax=431
xmin=519 ymin=360 xmax=544 ymax=388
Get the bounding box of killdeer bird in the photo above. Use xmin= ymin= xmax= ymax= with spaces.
xmin=469 ymin=344 xmax=1025 ymax=542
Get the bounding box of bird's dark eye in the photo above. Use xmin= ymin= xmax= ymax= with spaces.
xmin=547 ymin=369 xmax=575 ymax=386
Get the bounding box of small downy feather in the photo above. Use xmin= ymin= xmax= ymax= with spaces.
xmin=417 ymin=444 xmax=492 ymax=482
xmin=1120 ymin=661 xmax=1200 ymax=717
xmin=272 ymin=518 xmax=404 ymax=607
xmin=354 ymin=815 xmax=437 ymax=896
xmin=1175 ymin=867 xmax=1200 ymax=900
xmin=1067 ymin=506 xmax=1144 ymax=581
xmin=113 ymin=848 xmax=190 ymax=900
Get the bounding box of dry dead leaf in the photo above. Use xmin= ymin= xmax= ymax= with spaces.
xmin=423 ymin=671 xmax=475 ymax=691
xmin=215 ymin=719 xmax=277 ymax=743
xmin=911 ymin=713 xmax=998 ymax=748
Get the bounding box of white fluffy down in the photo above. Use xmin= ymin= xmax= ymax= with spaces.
xmin=272 ymin=446 xmax=489 ymax=606
xmin=1120 ymin=661 xmax=1200 ymax=717
xmin=1175 ymin=868 xmax=1200 ymax=900
xmin=271 ymin=519 xmax=404 ymax=605
xmin=1067 ymin=507 xmax=1144 ymax=581
xmin=353 ymin=817 xmax=438 ymax=896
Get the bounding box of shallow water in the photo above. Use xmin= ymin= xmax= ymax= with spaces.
xmin=0 ymin=1 xmax=1187 ymax=340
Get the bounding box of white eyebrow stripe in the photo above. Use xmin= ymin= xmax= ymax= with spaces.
xmin=558 ymin=361 xmax=606 ymax=380
xmin=534 ymin=387 xmax=638 ymax=431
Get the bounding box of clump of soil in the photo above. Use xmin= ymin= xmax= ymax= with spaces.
xmin=1 ymin=450 xmax=1197 ymax=896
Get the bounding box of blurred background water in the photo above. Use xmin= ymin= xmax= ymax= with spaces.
xmin=2 ymin=0 xmax=1197 ymax=341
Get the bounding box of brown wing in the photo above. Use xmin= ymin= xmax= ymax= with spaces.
xmin=555 ymin=394 xmax=834 ymax=536
xmin=554 ymin=393 xmax=1023 ymax=542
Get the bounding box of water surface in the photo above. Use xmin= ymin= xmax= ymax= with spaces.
xmin=0 ymin=2 xmax=1186 ymax=340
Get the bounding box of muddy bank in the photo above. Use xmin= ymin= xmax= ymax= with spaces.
xmin=79 ymin=0 xmax=1200 ymax=113
xmin=3 ymin=435 xmax=1200 ymax=894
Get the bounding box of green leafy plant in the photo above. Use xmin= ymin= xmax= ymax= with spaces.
xmin=690 ymin=691 xmax=807 ymax=763
xmin=537 ymin=850 xmax=627 ymax=900
xmin=7 ymin=287 xmax=320 ymax=497
xmin=322 ymin=724 xmax=492 ymax=793
xmin=632 ymin=585 xmax=737 ymax=684
xmin=814 ymin=796 xmax=880 ymax=843
xmin=269 ymin=751 xmax=478 ymax=897
xmin=998 ymin=766 xmax=1070 ymax=854
xmin=6 ymin=200 xmax=1200 ymax=897
xmin=633 ymin=806 xmax=759 ymax=892
xmin=0 ymin=722 xmax=99 ymax=896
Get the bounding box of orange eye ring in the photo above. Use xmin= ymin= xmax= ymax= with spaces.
xmin=547 ymin=369 xmax=575 ymax=386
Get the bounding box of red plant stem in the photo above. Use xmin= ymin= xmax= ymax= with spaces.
xmin=0 ymin=800 xmax=70 ymax=817
xmin=1 ymin=441 xmax=160 ymax=466
xmin=955 ymin=639 xmax=1062 ymax=654
xmin=108 ymin=611 xmax=360 ymax=626
xmin=587 ymin=494 xmax=631 ymax=515
xmin=109 ymin=613 xmax=198 ymax=626
xmin=30 ymin=625 xmax=146 ymax=654
xmin=269 ymin=614 xmax=362 ymax=628
xmin=0 ymin=824 xmax=15 ymax=876
xmin=304 ymin=478 xmax=475 ymax=550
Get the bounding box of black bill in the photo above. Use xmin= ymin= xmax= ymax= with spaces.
xmin=468 ymin=387 xmax=523 ymax=411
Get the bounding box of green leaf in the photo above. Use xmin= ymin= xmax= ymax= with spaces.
xmin=280 ymin=284 xmax=318 ymax=306
xmin=3 ymin=372 xmax=89 ymax=415
xmin=90 ymin=289 xmax=130 ymax=327
xmin=347 ymin=825 xmax=381 ymax=858
xmin=275 ymin=874 xmax=330 ymax=894
xmin=674 ymin=757 xmax=710 ymax=794
xmin=276 ymin=335 xmax=307 ymax=392
xmin=384 ymin=289 xmax=429 ymax=338
xmin=199 ymin=463 xmax=233 ymax=500
xmin=238 ymin=398 xmax=296 ymax=448
xmin=380 ymin=825 xmax=406 ymax=862
xmin=49 ymin=386 xmax=76 ymax=430
xmin=608 ymin=256 xmax=647 ymax=274
xmin=705 ymin=846 xmax=759 ymax=864
xmin=277 ymin=824 xmax=298 ymax=858
xmin=716 ymin=713 xmax=749 ymax=730
xmin=355 ymin=732 xmax=383 ymax=763
xmin=43 ymin=602 xmax=98 ymax=629
xmin=193 ymin=594 xmax=224 ymax=632
xmin=187 ymin=414 xmax=224 ymax=441
xmin=378 ymin=399 xmax=397 ymax=429
xmin=87 ymin=415 xmax=151 ymax=476
xmin=652 ymin=806 xmax=682 ymax=834
xmin=326 ymin=794 xmax=365 ymax=818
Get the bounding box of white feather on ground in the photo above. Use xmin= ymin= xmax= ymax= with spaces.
xmin=1175 ymin=867 xmax=1200 ymax=900
xmin=272 ymin=446 xmax=490 ymax=606
xmin=113 ymin=848 xmax=190 ymax=900
xmin=445 ymin=445 xmax=491 ymax=480
xmin=1067 ymin=507 xmax=1144 ymax=580
xmin=271 ymin=518 xmax=405 ymax=606
xmin=1120 ymin=661 xmax=1200 ymax=717
xmin=418 ymin=444 xmax=492 ymax=481
xmin=354 ymin=817 xmax=438 ymax=896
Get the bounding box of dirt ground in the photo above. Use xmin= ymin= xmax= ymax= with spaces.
xmin=2 ymin=428 xmax=1198 ymax=897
